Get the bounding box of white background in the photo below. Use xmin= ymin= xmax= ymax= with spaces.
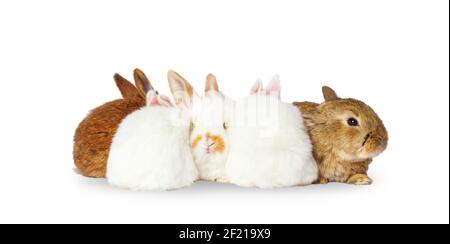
xmin=0 ymin=0 xmax=448 ymax=224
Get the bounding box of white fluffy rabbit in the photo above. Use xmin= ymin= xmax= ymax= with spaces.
xmin=226 ymin=76 xmax=319 ymax=188
xmin=106 ymin=72 xmax=198 ymax=191
xmin=168 ymin=71 xmax=231 ymax=183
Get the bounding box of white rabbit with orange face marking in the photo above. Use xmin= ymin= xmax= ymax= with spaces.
xmin=226 ymin=76 xmax=319 ymax=189
xmin=106 ymin=71 xmax=198 ymax=191
xmin=168 ymin=71 xmax=231 ymax=183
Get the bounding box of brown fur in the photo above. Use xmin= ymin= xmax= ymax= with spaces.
xmin=134 ymin=69 xmax=154 ymax=99
xmin=206 ymin=132 xmax=226 ymax=153
xmin=294 ymin=86 xmax=388 ymax=185
xmin=191 ymin=135 xmax=203 ymax=149
xmin=114 ymin=73 xmax=142 ymax=100
xmin=73 ymin=70 xmax=152 ymax=178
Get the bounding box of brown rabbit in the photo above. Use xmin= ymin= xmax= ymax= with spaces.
xmin=294 ymin=86 xmax=388 ymax=185
xmin=73 ymin=69 xmax=152 ymax=178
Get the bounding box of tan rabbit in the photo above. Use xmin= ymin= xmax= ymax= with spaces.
xmin=73 ymin=69 xmax=151 ymax=178
xmin=294 ymin=86 xmax=388 ymax=185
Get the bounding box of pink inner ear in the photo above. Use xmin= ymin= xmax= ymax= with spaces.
xmin=146 ymin=91 xmax=157 ymax=105
xmin=148 ymin=95 xmax=160 ymax=106
xmin=250 ymin=80 xmax=263 ymax=95
xmin=158 ymin=95 xmax=173 ymax=107
xmin=265 ymin=76 xmax=281 ymax=97
xmin=147 ymin=93 xmax=173 ymax=107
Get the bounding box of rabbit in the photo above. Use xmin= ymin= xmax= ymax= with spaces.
xmin=293 ymin=86 xmax=388 ymax=185
xmin=167 ymin=71 xmax=231 ymax=183
xmin=106 ymin=75 xmax=198 ymax=191
xmin=226 ymin=76 xmax=319 ymax=189
xmin=73 ymin=69 xmax=150 ymax=178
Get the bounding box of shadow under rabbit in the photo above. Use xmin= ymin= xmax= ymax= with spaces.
xmin=74 ymin=172 xmax=366 ymax=196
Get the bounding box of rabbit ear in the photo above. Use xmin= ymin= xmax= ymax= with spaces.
xmin=114 ymin=73 xmax=141 ymax=100
xmin=265 ymin=75 xmax=281 ymax=97
xmin=168 ymin=70 xmax=195 ymax=109
xmin=250 ymin=80 xmax=263 ymax=95
xmin=134 ymin=68 xmax=155 ymax=99
xmin=146 ymin=90 xmax=159 ymax=106
xmin=158 ymin=95 xmax=173 ymax=107
xmin=322 ymin=86 xmax=339 ymax=101
xmin=146 ymin=91 xmax=173 ymax=107
xmin=205 ymin=74 xmax=219 ymax=93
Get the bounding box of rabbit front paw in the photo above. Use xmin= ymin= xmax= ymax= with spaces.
xmin=215 ymin=176 xmax=229 ymax=184
xmin=346 ymin=174 xmax=373 ymax=185
xmin=315 ymin=176 xmax=329 ymax=184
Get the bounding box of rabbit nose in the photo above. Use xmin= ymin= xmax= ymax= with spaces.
xmin=207 ymin=142 xmax=216 ymax=151
xmin=205 ymin=140 xmax=216 ymax=153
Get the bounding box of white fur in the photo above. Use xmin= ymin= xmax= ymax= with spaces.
xmin=107 ymin=106 xmax=198 ymax=191
xmin=226 ymin=95 xmax=318 ymax=188
xmin=189 ymin=93 xmax=231 ymax=182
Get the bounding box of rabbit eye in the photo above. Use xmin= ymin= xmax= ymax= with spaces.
xmin=223 ymin=122 xmax=228 ymax=130
xmin=347 ymin=118 xmax=359 ymax=127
